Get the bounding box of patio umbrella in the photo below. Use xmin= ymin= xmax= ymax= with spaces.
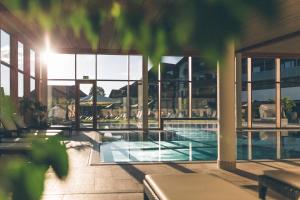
xmin=80 ymin=95 xmax=121 ymax=106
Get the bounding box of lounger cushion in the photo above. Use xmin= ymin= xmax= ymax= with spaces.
xmin=145 ymin=173 xmax=255 ymax=200
xmin=264 ymin=170 xmax=300 ymax=189
xmin=0 ymin=114 xmax=17 ymax=131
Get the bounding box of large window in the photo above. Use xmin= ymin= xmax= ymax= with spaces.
xmin=1 ymin=30 xmax=10 ymax=64
xmin=191 ymin=57 xmax=217 ymax=118
xmin=47 ymin=54 xmax=218 ymax=129
xmin=47 ymin=80 xmax=76 ymax=125
xmin=0 ymin=30 xmax=10 ymax=96
xmin=47 ymin=54 xmax=75 ymax=79
xmin=0 ymin=64 xmax=10 ymax=95
xmin=97 ymin=55 xmax=128 ymax=80
xmin=280 ymin=59 xmax=300 ymax=127
xmin=30 ymin=49 xmax=36 ymax=99
xmin=76 ymin=54 xmax=96 ymax=79
xmin=160 ymin=56 xmax=189 ymax=118
xmin=240 ymin=57 xmax=300 ymax=128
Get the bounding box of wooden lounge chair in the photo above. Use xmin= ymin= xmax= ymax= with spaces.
xmin=143 ymin=173 xmax=256 ymax=200
xmin=0 ymin=114 xmax=19 ymax=137
xmin=258 ymin=170 xmax=300 ymax=200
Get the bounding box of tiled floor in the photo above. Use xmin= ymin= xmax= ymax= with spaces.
xmin=42 ymin=131 xmax=297 ymax=200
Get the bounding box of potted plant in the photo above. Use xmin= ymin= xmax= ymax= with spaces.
xmin=281 ymin=96 xmax=296 ymax=126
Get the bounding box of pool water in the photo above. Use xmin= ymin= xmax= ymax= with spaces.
xmin=99 ymin=129 xmax=300 ymax=163
xmin=100 ymin=130 xmax=217 ymax=162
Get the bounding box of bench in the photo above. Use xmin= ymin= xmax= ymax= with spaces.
xmin=144 ymin=173 xmax=256 ymax=200
xmin=259 ymin=170 xmax=300 ymax=200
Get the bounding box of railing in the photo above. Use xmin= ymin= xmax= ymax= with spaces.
xmin=160 ymin=117 xmax=218 ymax=131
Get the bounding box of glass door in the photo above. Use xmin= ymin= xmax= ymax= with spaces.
xmin=75 ymin=80 xmax=97 ymax=129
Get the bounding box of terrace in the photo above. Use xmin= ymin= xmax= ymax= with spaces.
xmin=1 ymin=0 xmax=300 ymax=200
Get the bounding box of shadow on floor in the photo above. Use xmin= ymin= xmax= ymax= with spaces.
xmin=282 ymin=160 xmax=300 ymax=167
xmin=119 ymin=164 xmax=146 ymax=183
xmin=64 ymin=132 xmax=98 ymax=152
xmin=166 ymin=163 xmax=195 ymax=173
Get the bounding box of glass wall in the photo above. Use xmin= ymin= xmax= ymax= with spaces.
xmin=47 ymin=80 xmax=76 ymax=125
xmin=241 ymin=57 xmax=300 ymax=128
xmin=47 ymin=54 xmax=143 ymax=129
xmin=96 ymin=81 xmax=128 ymax=129
xmin=1 ymin=30 xmax=10 ymax=64
xmin=191 ymin=57 xmax=217 ymax=118
xmin=30 ymin=49 xmax=36 ymax=99
xmin=47 ymin=54 xmax=219 ymax=129
xmin=160 ymin=56 xmax=189 ymax=118
xmin=0 ymin=64 xmax=10 ymax=95
xmin=18 ymin=42 xmax=24 ymax=100
xmin=0 ymin=30 xmax=10 ymax=96
xmin=280 ymin=59 xmax=300 ymax=127
xmin=241 ymin=58 xmax=248 ymax=127
xmin=76 ymin=54 xmax=96 ymax=79
xmin=252 ymin=58 xmax=276 ymax=128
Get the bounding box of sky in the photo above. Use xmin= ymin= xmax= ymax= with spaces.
xmin=46 ymin=54 xmax=183 ymax=95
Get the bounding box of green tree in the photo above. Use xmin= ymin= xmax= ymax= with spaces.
xmin=89 ymin=86 xmax=105 ymax=96
xmin=281 ymin=96 xmax=296 ymax=118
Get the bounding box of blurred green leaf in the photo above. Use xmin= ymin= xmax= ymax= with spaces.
xmin=2 ymin=0 xmax=279 ymax=62
xmin=31 ymin=136 xmax=69 ymax=179
xmin=0 ymin=137 xmax=69 ymax=200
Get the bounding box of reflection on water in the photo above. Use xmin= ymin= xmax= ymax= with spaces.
xmin=100 ymin=130 xmax=217 ymax=162
xmin=100 ymin=129 xmax=300 ymax=163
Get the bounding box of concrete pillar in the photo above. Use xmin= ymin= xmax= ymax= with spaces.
xmin=275 ymin=58 xmax=281 ymax=128
xmin=217 ymin=41 xmax=236 ymax=170
xmin=142 ymin=56 xmax=149 ymax=131
xmin=188 ymin=57 xmax=192 ymax=118
xmin=247 ymin=131 xmax=252 ymax=160
xmin=10 ymin=35 xmax=18 ymax=108
xmin=236 ymin=53 xmax=242 ymax=129
xmin=276 ymin=131 xmax=281 ymax=159
xmin=247 ymin=58 xmax=252 ymax=128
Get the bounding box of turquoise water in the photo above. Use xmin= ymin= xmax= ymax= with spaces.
xmin=100 ymin=129 xmax=300 ymax=163
xmin=100 ymin=130 xmax=217 ymax=162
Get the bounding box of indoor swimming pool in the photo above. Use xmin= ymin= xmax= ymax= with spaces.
xmin=99 ymin=128 xmax=300 ymax=163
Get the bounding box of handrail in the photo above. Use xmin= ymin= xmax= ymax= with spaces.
xmin=160 ymin=117 xmax=218 ymax=130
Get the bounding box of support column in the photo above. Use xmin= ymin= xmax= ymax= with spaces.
xmin=247 ymin=131 xmax=252 ymax=160
xmin=158 ymin=63 xmax=162 ymax=128
xmin=10 ymin=36 xmax=18 ymax=108
xmin=142 ymin=56 xmax=149 ymax=131
xmin=236 ymin=53 xmax=242 ymax=129
xmin=276 ymin=131 xmax=281 ymax=159
xmin=188 ymin=57 xmax=192 ymax=118
xmin=217 ymin=41 xmax=236 ymax=170
xmin=247 ymin=58 xmax=252 ymax=128
xmin=275 ymin=58 xmax=281 ymax=128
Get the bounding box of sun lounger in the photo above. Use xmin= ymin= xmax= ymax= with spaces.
xmin=143 ymin=173 xmax=256 ymax=200
xmin=258 ymin=170 xmax=300 ymax=200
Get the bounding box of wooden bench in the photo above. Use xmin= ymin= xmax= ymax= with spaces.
xmin=259 ymin=170 xmax=300 ymax=200
xmin=144 ymin=173 xmax=256 ymax=200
